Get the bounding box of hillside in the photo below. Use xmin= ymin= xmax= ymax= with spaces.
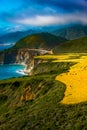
xmin=0 ymin=61 xmax=75 ymax=130
xmin=54 ymin=36 xmax=87 ymax=53
xmin=13 ymin=32 xmax=67 ymax=49
xmin=0 ymin=57 xmax=87 ymax=129
xmin=0 ymin=33 xmax=67 ymax=64
xmin=52 ymin=25 xmax=87 ymax=40
xmin=0 ymin=29 xmax=40 ymax=44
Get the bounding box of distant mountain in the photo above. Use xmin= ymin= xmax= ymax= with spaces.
xmin=13 ymin=32 xmax=67 ymax=49
xmin=53 ymin=36 xmax=87 ymax=53
xmin=52 ymin=25 xmax=87 ymax=40
xmin=0 ymin=29 xmax=41 ymax=44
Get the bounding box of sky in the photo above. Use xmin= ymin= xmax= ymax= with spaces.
xmin=0 ymin=0 xmax=87 ymax=33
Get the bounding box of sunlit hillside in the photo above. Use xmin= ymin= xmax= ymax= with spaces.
xmin=54 ymin=37 xmax=87 ymax=53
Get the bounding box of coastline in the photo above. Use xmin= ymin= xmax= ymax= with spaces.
xmin=0 ymin=64 xmax=27 ymax=80
xmin=0 ymin=61 xmax=34 ymax=79
xmin=24 ymin=66 xmax=34 ymax=74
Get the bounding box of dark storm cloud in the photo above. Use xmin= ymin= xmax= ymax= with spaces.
xmin=22 ymin=0 xmax=87 ymax=12
xmin=1 ymin=0 xmax=87 ymax=21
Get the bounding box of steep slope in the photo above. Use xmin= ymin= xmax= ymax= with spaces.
xmin=52 ymin=25 xmax=87 ymax=40
xmin=0 ymin=60 xmax=87 ymax=129
xmin=54 ymin=37 xmax=87 ymax=53
xmin=0 ymin=33 xmax=67 ymax=64
xmin=0 ymin=48 xmax=40 ymax=64
xmin=13 ymin=32 xmax=67 ymax=49
xmin=0 ymin=61 xmax=74 ymax=130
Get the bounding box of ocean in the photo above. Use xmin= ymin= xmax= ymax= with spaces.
xmin=0 ymin=64 xmax=26 ymax=80
xmin=0 ymin=45 xmax=13 ymax=51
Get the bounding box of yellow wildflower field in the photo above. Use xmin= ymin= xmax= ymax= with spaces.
xmin=56 ymin=54 xmax=87 ymax=104
xmin=35 ymin=53 xmax=87 ymax=104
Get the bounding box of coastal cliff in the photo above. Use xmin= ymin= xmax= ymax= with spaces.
xmin=0 ymin=32 xmax=67 ymax=73
xmin=0 ymin=48 xmax=52 ymax=74
xmin=0 ymin=49 xmax=39 ymax=64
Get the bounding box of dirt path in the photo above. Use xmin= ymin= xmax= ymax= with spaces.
xmin=56 ymin=56 xmax=87 ymax=104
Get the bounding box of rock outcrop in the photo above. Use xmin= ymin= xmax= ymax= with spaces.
xmin=0 ymin=49 xmax=40 ymax=64
xmin=0 ymin=48 xmax=51 ymax=74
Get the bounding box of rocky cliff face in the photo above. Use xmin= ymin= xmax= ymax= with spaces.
xmin=0 ymin=49 xmax=40 ymax=74
xmin=0 ymin=48 xmax=52 ymax=74
xmin=0 ymin=49 xmax=40 ymax=65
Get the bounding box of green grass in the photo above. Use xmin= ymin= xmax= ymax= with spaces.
xmin=0 ymin=61 xmax=87 ymax=129
xmin=54 ymin=36 xmax=87 ymax=53
xmin=32 ymin=61 xmax=74 ymax=75
xmin=13 ymin=32 xmax=67 ymax=49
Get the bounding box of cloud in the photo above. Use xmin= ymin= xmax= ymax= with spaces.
xmin=12 ymin=0 xmax=86 ymax=26
xmin=11 ymin=13 xmax=87 ymax=26
xmin=0 ymin=0 xmax=87 ymax=29
xmin=5 ymin=25 xmax=25 ymax=32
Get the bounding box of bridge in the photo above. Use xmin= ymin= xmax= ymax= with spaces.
xmin=19 ymin=48 xmax=53 ymax=54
